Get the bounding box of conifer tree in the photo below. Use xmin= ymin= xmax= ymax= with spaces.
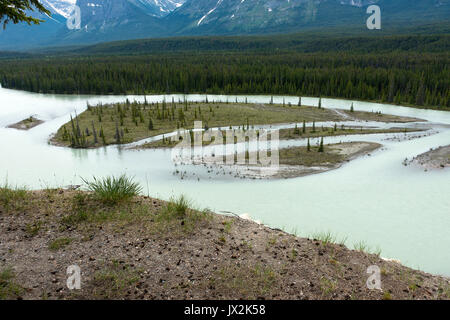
xmin=416 ymin=82 xmax=425 ymax=106
xmin=92 ymin=121 xmax=98 ymax=144
xmin=318 ymin=137 xmax=324 ymax=152
xmin=148 ymin=118 xmax=154 ymax=130
xmin=115 ymin=121 xmax=121 ymax=144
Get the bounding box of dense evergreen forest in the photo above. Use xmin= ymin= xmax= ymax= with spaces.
xmin=0 ymin=34 xmax=449 ymax=109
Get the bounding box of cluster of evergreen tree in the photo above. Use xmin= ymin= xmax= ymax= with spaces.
xmin=59 ymin=97 xmax=225 ymax=147
xmin=0 ymin=51 xmax=448 ymax=108
xmin=61 ymin=106 xmax=105 ymax=148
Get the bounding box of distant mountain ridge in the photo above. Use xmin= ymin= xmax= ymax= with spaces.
xmin=0 ymin=0 xmax=448 ymax=50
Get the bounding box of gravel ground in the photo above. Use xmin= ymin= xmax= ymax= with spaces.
xmin=0 ymin=190 xmax=449 ymax=300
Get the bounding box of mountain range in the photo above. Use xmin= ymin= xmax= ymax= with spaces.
xmin=0 ymin=0 xmax=448 ymax=50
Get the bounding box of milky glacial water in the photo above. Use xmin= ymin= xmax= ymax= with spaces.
xmin=1 ymin=87 xmax=449 ymax=276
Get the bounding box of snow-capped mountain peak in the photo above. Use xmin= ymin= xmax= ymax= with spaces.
xmin=40 ymin=0 xmax=77 ymax=18
xmin=339 ymin=0 xmax=379 ymax=8
xmin=41 ymin=0 xmax=186 ymax=19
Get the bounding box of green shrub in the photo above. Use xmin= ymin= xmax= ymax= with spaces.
xmin=82 ymin=175 xmax=142 ymax=205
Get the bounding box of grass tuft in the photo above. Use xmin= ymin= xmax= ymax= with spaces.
xmin=48 ymin=238 xmax=73 ymax=251
xmin=165 ymin=194 xmax=191 ymax=218
xmin=0 ymin=180 xmax=28 ymax=212
xmin=82 ymin=175 xmax=142 ymax=205
xmin=353 ymin=240 xmax=382 ymax=256
xmin=90 ymin=261 xmax=140 ymax=299
xmin=208 ymin=264 xmax=278 ymax=299
xmin=155 ymin=195 xmax=211 ymax=234
xmin=310 ymin=231 xmax=347 ymax=246
xmin=0 ymin=268 xmax=23 ymax=300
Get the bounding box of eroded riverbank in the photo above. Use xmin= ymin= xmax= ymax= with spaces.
xmin=1 ymin=189 xmax=449 ymax=300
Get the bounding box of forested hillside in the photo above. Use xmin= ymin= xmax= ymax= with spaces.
xmin=0 ymin=34 xmax=448 ymax=109
xmin=71 ymin=32 xmax=450 ymax=55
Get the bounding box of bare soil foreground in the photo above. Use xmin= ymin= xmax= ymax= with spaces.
xmin=410 ymin=145 xmax=450 ymax=169
xmin=6 ymin=117 xmax=43 ymax=131
xmin=1 ymin=190 xmax=449 ymax=300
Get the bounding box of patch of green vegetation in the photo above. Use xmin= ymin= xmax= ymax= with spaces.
xmin=320 ymin=277 xmax=338 ymax=298
xmin=241 ymin=240 xmax=253 ymax=251
xmin=155 ymin=195 xmax=211 ymax=234
xmin=53 ymin=101 xmax=346 ymax=148
xmin=43 ymin=188 xmax=59 ymax=201
xmin=0 ymin=268 xmax=24 ymax=300
xmin=223 ymin=220 xmax=233 ymax=234
xmin=48 ymin=238 xmax=73 ymax=251
xmin=6 ymin=116 xmax=43 ymax=130
xmin=289 ymin=248 xmax=298 ymax=261
xmin=164 ymin=195 xmax=191 ymax=219
xmin=90 ymin=261 xmax=140 ymax=299
xmin=383 ymin=291 xmax=393 ymax=300
xmin=208 ymin=264 xmax=278 ymax=299
xmin=218 ymin=235 xmax=226 ymax=244
xmin=0 ymin=181 xmax=29 ymax=212
xmin=341 ymin=110 xmax=421 ymax=123
xmin=267 ymin=236 xmax=277 ymax=247
xmin=280 ymin=126 xmax=421 ymax=141
xmin=60 ymin=189 xmax=210 ymax=237
xmin=311 ymin=231 xmax=336 ymax=245
xmin=61 ymin=210 xmax=88 ymax=226
xmin=82 ymin=175 xmax=142 ymax=205
xmin=310 ymin=231 xmax=347 ymax=246
xmin=279 ymin=144 xmax=343 ymax=167
xmin=438 ymin=283 xmax=450 ymax=299
xmin=275 ymin=142 xmax=381 ymax=168
xmin=353 ymin=241 xmax=382 ymax=257
xmin=61 ymin=189 xmax=147 ymax=228
xmin=25 ymin=221 xmax=43 ymax=237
